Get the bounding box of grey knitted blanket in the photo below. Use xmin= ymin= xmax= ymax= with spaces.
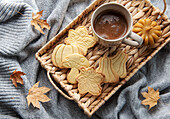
xmin=0 ymin=0 xmax=169 ymax=119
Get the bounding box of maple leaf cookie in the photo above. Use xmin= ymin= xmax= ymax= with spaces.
xmin=64 ymin=26 xmax=97 ymax=55
xmin=76 ymin=67 xmax=104 ymax=96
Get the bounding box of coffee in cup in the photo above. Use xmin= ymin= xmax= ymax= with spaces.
xmin=91 ymin=2 xmax=143 ymax=47
xmin=94 ymin=9 xmax=128 ymax=40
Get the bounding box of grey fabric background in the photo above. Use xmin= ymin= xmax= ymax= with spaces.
xmin=0 ymin=0 xmax=169 ymax=119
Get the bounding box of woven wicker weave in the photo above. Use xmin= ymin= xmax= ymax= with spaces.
xmin=35 ymin=0 xmax=170 ymax=117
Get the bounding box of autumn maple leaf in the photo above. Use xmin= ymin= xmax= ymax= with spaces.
xmin=141 ymin=87 xmax=160 ymax=109
xmin=31 ymin=10 xmax=50 ymax=34
xmin=26 ymin=81 xmax=51 ymax=109
xmin=10 ymin=69 xmax=25 ymax=87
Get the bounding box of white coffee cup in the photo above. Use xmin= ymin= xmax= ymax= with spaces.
xmin=91 ymin=2 xmax=143 ymax=47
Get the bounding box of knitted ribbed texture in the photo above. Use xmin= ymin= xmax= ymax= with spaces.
xmin=0 ymin=0 xmax=71 ymax=118
xmin=0 ymin=2 xmax=30 ymax=118
xmin=0 ymin=3 xmax=32 ymax=55
xmin=0 ymin=0 xmax=169 ymax=119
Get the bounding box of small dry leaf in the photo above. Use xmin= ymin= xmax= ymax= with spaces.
xmin=26 ymin=81 xmax=51 ymax=109
xmin=31 ymin=10 xmax=50 ymax=34
xmin=10 ymin=69 xmax=25 ymax=87
xmin=141 ymin=87 xmax=160 ymax=109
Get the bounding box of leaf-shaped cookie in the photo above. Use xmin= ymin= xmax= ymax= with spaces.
xmin=133 ymin=19 xmax=162 ymax=46
xmin=96 ymin=56 xmax=119 ymax=83
xmin=64 ymin=26 xmax=97 ymax=55
xmin=110 ymin=51 xmax=128 ymax=78
xmin=76 ymin=67 xmax=104 ymax=95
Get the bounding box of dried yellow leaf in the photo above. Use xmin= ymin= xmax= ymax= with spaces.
xmin=10 ymin=69 xmax=25 ymax=87
xmin=31 ymin=10 xmax=50 ymax=34
xmin=141 ymin=87 xmax=160 ymax=109
xmin=26 ymin=81 xmax=51 ymax=109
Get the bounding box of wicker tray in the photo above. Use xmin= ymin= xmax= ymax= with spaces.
xmin=35 ymin=0 xmax=170 ymax=117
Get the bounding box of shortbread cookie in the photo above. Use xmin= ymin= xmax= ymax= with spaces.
xmin=64 ymin=26 xmax=97 ymax=55
xmin=133 ymin=19 xmax=162 ymax=46
xmin=96 ymin=56 xmax=119 ymax=83
xmin=76 ymin=67 xmax=104 ymax=96
xmin=62 ymin=53 xmax=90 ymax=84
xmin=52 ymin=44 xmax=83 ymax=68
xmin=110 ymin=51 xmax=128 ymax=78
xmin=52 ymin=44 xmax=62 ymax=66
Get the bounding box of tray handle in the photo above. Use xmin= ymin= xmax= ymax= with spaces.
xmin=161 ymin=0 xmax=167 ymax=16
xmin=47 ymin=71 xmax=74 ymax=100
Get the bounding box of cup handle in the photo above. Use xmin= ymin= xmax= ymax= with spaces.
xmin=123 ymin=32 xmax=143 ymax=47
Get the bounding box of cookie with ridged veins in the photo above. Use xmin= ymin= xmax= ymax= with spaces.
xmin=52 ymin=44 xmax=83 ymax=68
xmin=64 ymin=26 xmax=97 ymax=55
xmin=110 ymin=51 xmax=128 ymax=78
xmin=96 ymin=55 xmax=119 ymax=83
xmin=76 ymin=67 xmax=104 ymax=96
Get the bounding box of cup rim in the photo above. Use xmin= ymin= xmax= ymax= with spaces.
xmin=91 ymin=2 xmax=133 ymax=42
